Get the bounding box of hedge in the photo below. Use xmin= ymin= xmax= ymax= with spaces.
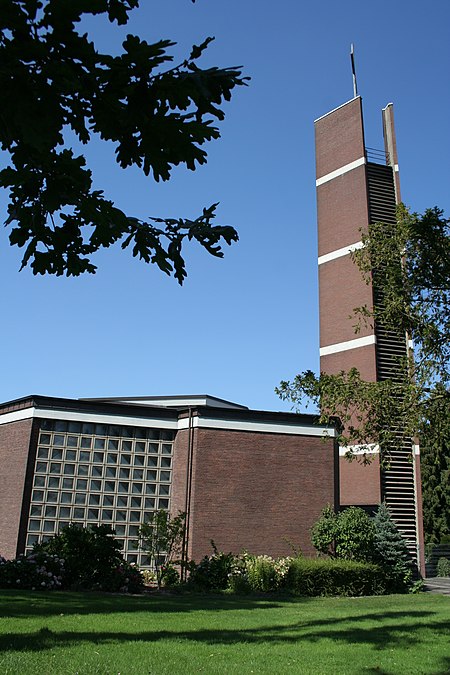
xmin=285 ymin=558 xmax=387 ymax=597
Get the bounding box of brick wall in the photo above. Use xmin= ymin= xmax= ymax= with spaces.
xmin=339 ymin=455 xmax=381 ymax=505
xmin=0 ymin=418 xmax=34 ymax=559
xmin=186 ymin=428 xmax=337 ymax=561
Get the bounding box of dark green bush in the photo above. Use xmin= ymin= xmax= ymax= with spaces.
xmin=311 ymin=504 xmax=415 ymax=593
xmin=285 ymin=558 xmax=386 ymax=597
xmin=436 ymin=557 xmax=450 ymax=577
xmin=311 ymin=506 xmax=376 ymax=562
xmin=160 ymin=563 xmax=180 ymax=588
xmin=189 ymin=542 xmax=235 ymax=590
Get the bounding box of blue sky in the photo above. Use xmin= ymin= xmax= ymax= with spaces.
xmin=1 ymin=0 xmax=449 ymax=411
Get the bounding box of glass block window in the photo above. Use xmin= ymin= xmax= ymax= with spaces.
xmin=25 ymin=419 xmax=175 ymax=567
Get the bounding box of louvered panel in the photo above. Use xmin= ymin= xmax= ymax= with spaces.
xmin=366 ymin=160 xmax=419 ymax=564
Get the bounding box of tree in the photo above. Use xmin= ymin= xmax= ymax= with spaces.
xmin=277 ymin=206 xmax=450 ymax=460
xmin=0 ymin=1 xmax=248 ymax=281
xmin=138 ymin=509 xmax=185 ymax=588
xmin=311 ymin=504 xmax=414 ymax=590
xmin=277 ymin=205 xmax=449 ymax=542
xmin=420 ymin=390 xmax=450 ymax=543
xmin=311 ymin=505 xmax=376 ymax=562
xmin=372 ymin=503 xmax=412 ymax=590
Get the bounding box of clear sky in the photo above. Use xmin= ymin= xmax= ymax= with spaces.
xmin=1 ymin=0 xmax=449 ymax=411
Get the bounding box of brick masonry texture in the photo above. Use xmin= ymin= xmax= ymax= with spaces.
xmin=319 ymin=253 xmax=375 ymax=347
xmin=185 ymin=428 xmax=337 ymax=561
xmin=317 ymin=167 xmax=370 ymax=257
xmin=320 ymin=330 xmax=378 ymax=382
xmin=171 ymin=427 xmax=192 ymax=518
xmin=340 ymin=455 xmax=381 ymax=505
xmin=0 ymin=419 xmax=34 ymax=559
xmin=315 ymin=98 xmax=365 ymax=179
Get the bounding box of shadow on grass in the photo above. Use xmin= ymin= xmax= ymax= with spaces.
xmin=0 ymin=590 xmax=306 ymax=618
xmin=1 ymin=611 xmax=449 ymax=655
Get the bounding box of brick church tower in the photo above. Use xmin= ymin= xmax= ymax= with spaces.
xmin=315 ymin=96 xmax=425 ymax=572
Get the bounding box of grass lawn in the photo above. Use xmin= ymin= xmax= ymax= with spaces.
xmin=0 ymin=591 xmax=449 ymax=674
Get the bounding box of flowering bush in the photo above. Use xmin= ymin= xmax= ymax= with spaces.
xmin=0 ymin=551 xmax=65 ymax=590
xmin=31 ymin=525 xmax=144 ymax=592
xmin=228 ymin=554 xmax=294 ymax=593
xmin=99 ymin=560 xmax=144 ymax=594
xmin=141 ymin=569 xmax=157 ymax=586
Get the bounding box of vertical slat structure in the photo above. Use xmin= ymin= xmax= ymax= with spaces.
xmin=366 ymin=161 xmax=419 ymax=557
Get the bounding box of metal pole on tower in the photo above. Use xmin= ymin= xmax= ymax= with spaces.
xmin=350 ymin=43 xmax=358 ymax=98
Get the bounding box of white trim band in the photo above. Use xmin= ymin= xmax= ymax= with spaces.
xmin=178 ymin=416 xmax=336 ymax=438
xmin=413 ymin=444 xmax=420 ymax=456
xmin=0 ymin=407 xmax=336 ymax=438
xmin=314 ymin=96 xmax=361 ymax=123
xmin=339 ymin=443 xmax=380 ymax=457
xmin=318 ymin=240 xmax=364 ymax=266
xmin=320 ymin=334 xmax=376 ymax=357
xmin=316 ymin=156 xmax=366 ymax=187
xmin=0 ymin=407 xmax=178 ymax=430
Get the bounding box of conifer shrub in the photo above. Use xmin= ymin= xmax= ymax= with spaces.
xmin=372 ymin=503 xmax=413 ymax=591
xmin=311 ymin=504 xmax=416 ymax=592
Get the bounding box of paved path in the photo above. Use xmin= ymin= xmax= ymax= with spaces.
xmin=423 ymin=577 xmax=450 ymax=595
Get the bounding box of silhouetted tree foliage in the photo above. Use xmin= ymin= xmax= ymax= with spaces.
xmin=0 ymin=0 xmax=248 ymax=281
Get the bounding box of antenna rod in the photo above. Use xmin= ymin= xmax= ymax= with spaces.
xmin=350 ymin=43 xmax=358 ymax=97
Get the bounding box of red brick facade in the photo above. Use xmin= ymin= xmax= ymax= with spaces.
xmin=175 ymin=428 xmax=337 ymax=561
xmin=0 ymin=398 xmax=338 ymax=564
xmin=0 ymin=418 xmax=35 ymax=559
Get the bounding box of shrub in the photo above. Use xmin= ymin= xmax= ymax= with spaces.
xmin=246 ymin=555 xmax=278 ymax=592
xmin=336 ymin=507 xmax=376 ymax=561
xmin=231 ymin=554 xmax=294 ymax=593
xmin=311 ymin=504 xmax=415 ymax=593
xmin=100 ymin=559 xmax=144 ymax=594
xmin=372 ymin=503 xmax=413 ymax=592
xmin=285 ymin=558 xmax=386 ymax=597
xmin=138 ymin=510 xmax=185 ymax=589
xmin=311 ymin=506 xmax=376 ymax=562
xmin=0 ymin=551 xmax=64 ymax=590
xmin=311 ymin=505 xmax=338 ymax=557
xmin=189 ymin=541 xmax=235 ymax=590
xmin=436 ymin=557 xmax=450 ymax=577
xmin=33 ymin=524 xmax=144 ymax=592
xmin=141 ymin=569 xmax=157 ymax=586
xmin=160 ymin=563 xmax=180 ymax=588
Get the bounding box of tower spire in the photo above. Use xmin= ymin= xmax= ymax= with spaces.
xmin=350 ymin=43 xmax=358 ymax=98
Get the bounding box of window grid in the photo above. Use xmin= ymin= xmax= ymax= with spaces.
xmin=26 ymin=421 xmax=174 ymax=566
